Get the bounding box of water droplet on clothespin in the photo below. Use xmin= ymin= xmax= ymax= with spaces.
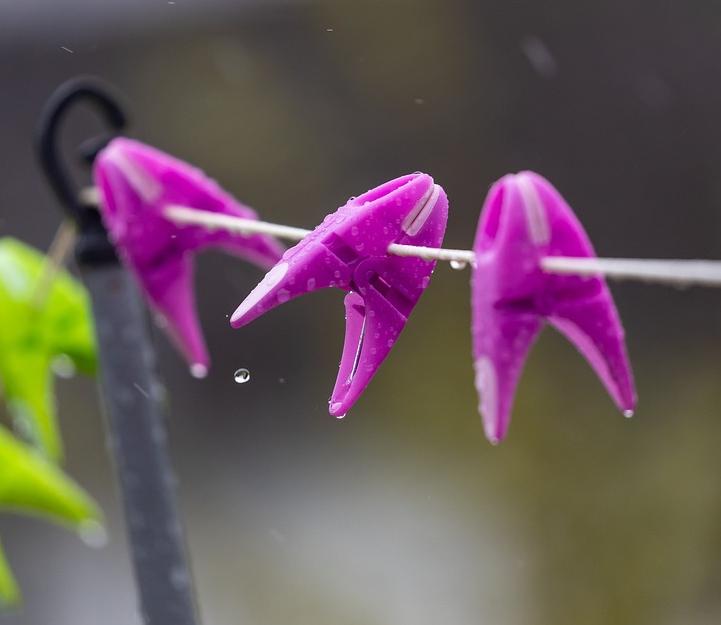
xmin=234 ymin=368 xmax=250 ymax=384
xmin=623 ymin=410 xmax=634 ymax=419
xmin=329 ymin=401 xmax=346 ymax=419
xmin=450 ymin=260 xmax=467 ymax=271
xmin=78 ymin=520 xmax=108 ymax=548
xmin=190 ymin=363 xmax=208 ymax=379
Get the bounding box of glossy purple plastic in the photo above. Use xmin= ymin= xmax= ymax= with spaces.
xmin=231 ymin=173 xmax=448 ymax=417
xmin=93 ymin=138 xmax=284 ymax=375
xmin=471 ymin=171 xmax=636 ymax=444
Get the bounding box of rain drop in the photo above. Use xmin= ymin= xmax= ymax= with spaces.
xmin=51 ymin=354 xmax=77 ymax=379
xmin=450 ymin=260 xmax=468 ymax=271
xmin=190 ymin=363 xmax=208 ymax=379
xmin=623 ymin=410 xmax=634 ymax=419
xmin=169 ymin=566 xmax=189 ymax=590
xmin=78 ymin=520 xmax=108 ymax=548
xmin=234 ymin=368 xmax=251 ymax=384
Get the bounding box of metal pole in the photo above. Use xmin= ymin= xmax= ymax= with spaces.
xmin=36 ymin=77 xmax=201 ymax=625
xmin=80 ymin=262 xmax=200 ymax=625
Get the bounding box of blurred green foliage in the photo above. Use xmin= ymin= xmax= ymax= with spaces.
xmin=0 ymin=237 xmax=97 ymax=461
xmin=0 ymin=425 xmax=102 ymax=606
xmin=0 ymin=237 xmax=101 ymax=607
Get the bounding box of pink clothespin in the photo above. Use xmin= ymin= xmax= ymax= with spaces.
xmin=231 ymin=173 xmax=448 ymax=416
xmin=93 ymin=138 xmax=284 ymax=376
xmin=471 ymin=171 xmax=636 ymax=444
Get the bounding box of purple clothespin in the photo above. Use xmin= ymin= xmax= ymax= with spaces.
xmin=93 ymin=138 xmax=284 ymax=376
xmin=231 ymin=173 xmax=448 ymax=417
xmin=471 ymin=171 xmax=636 ymax=444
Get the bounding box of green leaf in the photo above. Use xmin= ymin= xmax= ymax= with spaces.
xmin=0 ymin=425 xmax=103 ymax=608
xmin=0 ymin=541 xmax=20 ymax=608
xmin=0 ymin=425 xmax=101 ymax=528
xmin=0 ymin=237 xmax=97 ymax=461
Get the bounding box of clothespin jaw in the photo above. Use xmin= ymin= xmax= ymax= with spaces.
xmin=0 ymin=238 xmax=96 ymax=461
xmin=93 ymin=137 xmax=285 ymax=375
xmin=231 ymin=173 xmax=448 ymax=416
xmin=471 ymin=171 xmax=636 ymax=444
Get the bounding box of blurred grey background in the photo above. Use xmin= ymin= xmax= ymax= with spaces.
xmin=2 ymin=0 xmax=721 ymax=624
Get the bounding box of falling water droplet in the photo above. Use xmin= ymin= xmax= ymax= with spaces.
xmin=234 ymin=368 xmax=251 ymax=384
xmin=133 ymin=383 xmax=150 ymax=398
xmin=450 ymin=260 xmax=468 ymax=271
xmin=623 ymin=409 xmax=634 ymax=419
xmin=335 ymin=413 xmax=347 ymax=420
xmin=78 ymin=520 xmax=108 ymax=548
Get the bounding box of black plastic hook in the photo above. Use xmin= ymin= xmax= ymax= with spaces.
xmin=37 ymin=78 xmax=202 ymax=625
xmin=35 ymin=76 xmax=129 ymax=265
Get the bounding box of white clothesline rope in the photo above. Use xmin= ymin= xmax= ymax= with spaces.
xmin=539 ymin=257 xmax=721 ymax=287
xmin=79 ymin=189 xmax=721 ymax=287
xmin=164 ymin=205 xmax=478 ymax=264
xmin=163 ymin=204 xmax=721 ymax=287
